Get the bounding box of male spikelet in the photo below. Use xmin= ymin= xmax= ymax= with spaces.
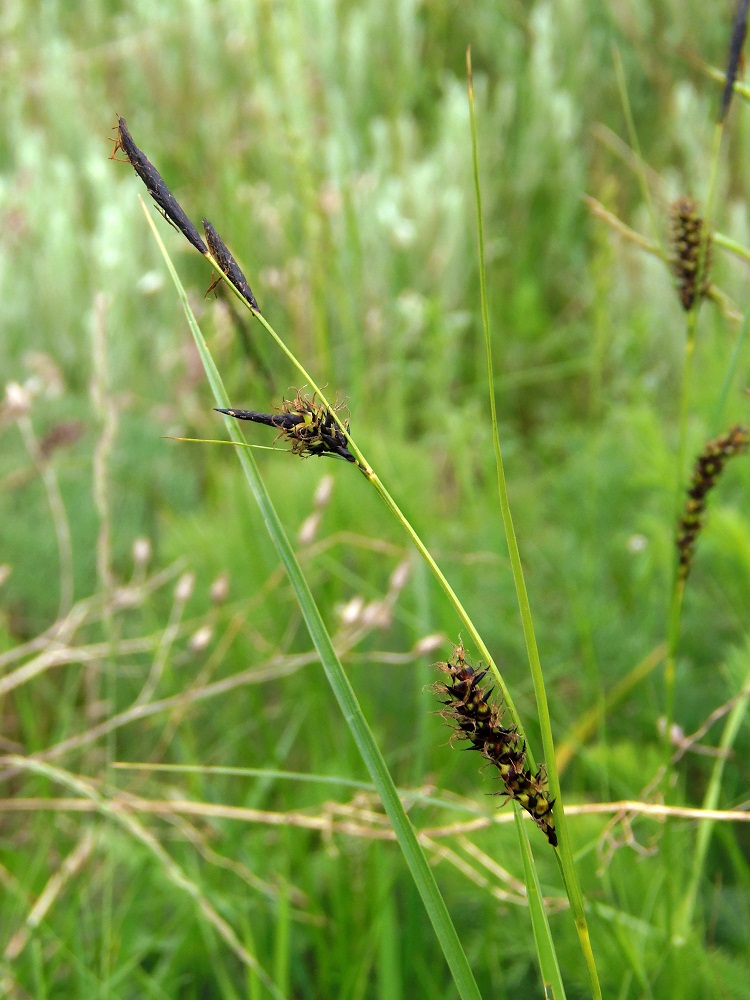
xmin=111 ymin=116 xmax=208 ymax=255
xmin=111 ymin=117 xmax=261 ymax=311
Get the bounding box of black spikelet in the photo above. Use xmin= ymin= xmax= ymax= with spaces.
xmin=111 ymin=116 xmax=208 ymax=255
xmin=434 ymin=645 xmax=557 ymax=847
xmin=720 ymin=0 xmax=749 ymax=123
xmin=203 ymin=219 xmax=261 ymax=312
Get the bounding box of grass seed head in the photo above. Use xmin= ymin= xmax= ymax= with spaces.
xmin=669 ymin=197 xmax=711 ymax=311
xmin=434 ymin=645 xmax=557 ymax=846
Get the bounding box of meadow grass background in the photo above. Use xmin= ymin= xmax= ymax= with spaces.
xmin=1 ymin=0 xmax=750 ymax=996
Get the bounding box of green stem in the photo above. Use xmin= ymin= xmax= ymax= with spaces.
xmin=366 ymin=471 xmax=524 ymax=735
xmin=676 ymin=654 xmax=750 ymax=941
xmin=712 ymin=309 xmax=750 ymax=432
xmin=713 ymin=230 xmax=750 ymax=263
xmin=664 ymin=578 xmax=686 ymax=733
xmin=466 ymin=50 xmax=600 ymax=999
xmin=664 ymin=319 xmax=696 ymax=734
xmin=613 ymin=47 xmax=662 ymax=253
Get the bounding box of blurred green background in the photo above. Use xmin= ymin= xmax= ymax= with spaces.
xmin=1 ymin=1 xmax=750 ymax=997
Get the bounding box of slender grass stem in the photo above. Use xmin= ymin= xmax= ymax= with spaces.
xmin=613 ymin=47 xmax=663 ymax=253
xmin=703 ymin=122 xmax=724 ymax=237
xmin=698 ymin=59 xmax=750 ymax=102
xmin=664 ymin=315 xmax=697 ymax=734
xmin=516 ymin=815 xmax=566 ymax=999
xmin=466 ymin=49 xmax=600 ymax=1000
xmin=365 ymin=471 xmax=522 ymax=722
xmin=16 ymin=417 xmax=74 ymax=621
xmin=713 ymin=230 xmax=750 ymax=262
xmin=675 ymin=650 xmax=750 ymax=942
xmin=712 ymin=309 xmax=749 ymax=432
xmin=90 ymin=290 xmax=118 ymax=997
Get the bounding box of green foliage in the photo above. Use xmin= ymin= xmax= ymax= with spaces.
xmin=1 ymin=0 xmax=750 ymax=997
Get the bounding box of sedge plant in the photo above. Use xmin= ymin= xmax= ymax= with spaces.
xmin=113 ymin=81 xmax=599 ymax=994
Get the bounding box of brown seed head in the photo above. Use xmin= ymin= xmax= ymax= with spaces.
xmin=677 ymin=425 xmax=749 ymax=580
xmin=433 ymin=646 xmax=557 ymax=846
xmin=669 ymin=197 xmax=711 ymax=311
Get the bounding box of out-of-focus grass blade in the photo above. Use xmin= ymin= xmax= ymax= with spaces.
xmin=5 ymin=756 xmax=284 ymax=1000
xmin=142 ymin=200 xmax=483 ymax=1000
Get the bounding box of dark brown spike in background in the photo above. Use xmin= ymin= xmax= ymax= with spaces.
xmin=433 ymin=645 xmax=557 ymax=846
xmin=677 ymin=425 xmax=749 ymax=580
xmin=111 ymin=116 xmax=208 ymax=255
xmin=203 ymin=219 xmax=261 ymax=312
xmin=669 ymin=198 xmax=711 ymax=311
xmin=720 ymin=0 xmax=750 ymax=123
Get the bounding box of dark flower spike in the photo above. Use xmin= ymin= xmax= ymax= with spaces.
xmin=111 ymin=116 xmax=208 ymax=255
xmin=433 ymin=644 xmax=557 ymax=846
xmin=720 ymin=0 xmax=750 ymax=123
xmin=669 ymin=197 xmax=712 ymax=312
xmin=203 ymin=219 xmax=261 ymax=313
xmin=216 ymin=390 xmax=357 ymax=464
xmin=677 ymin=425 xmax=749 ymax=580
